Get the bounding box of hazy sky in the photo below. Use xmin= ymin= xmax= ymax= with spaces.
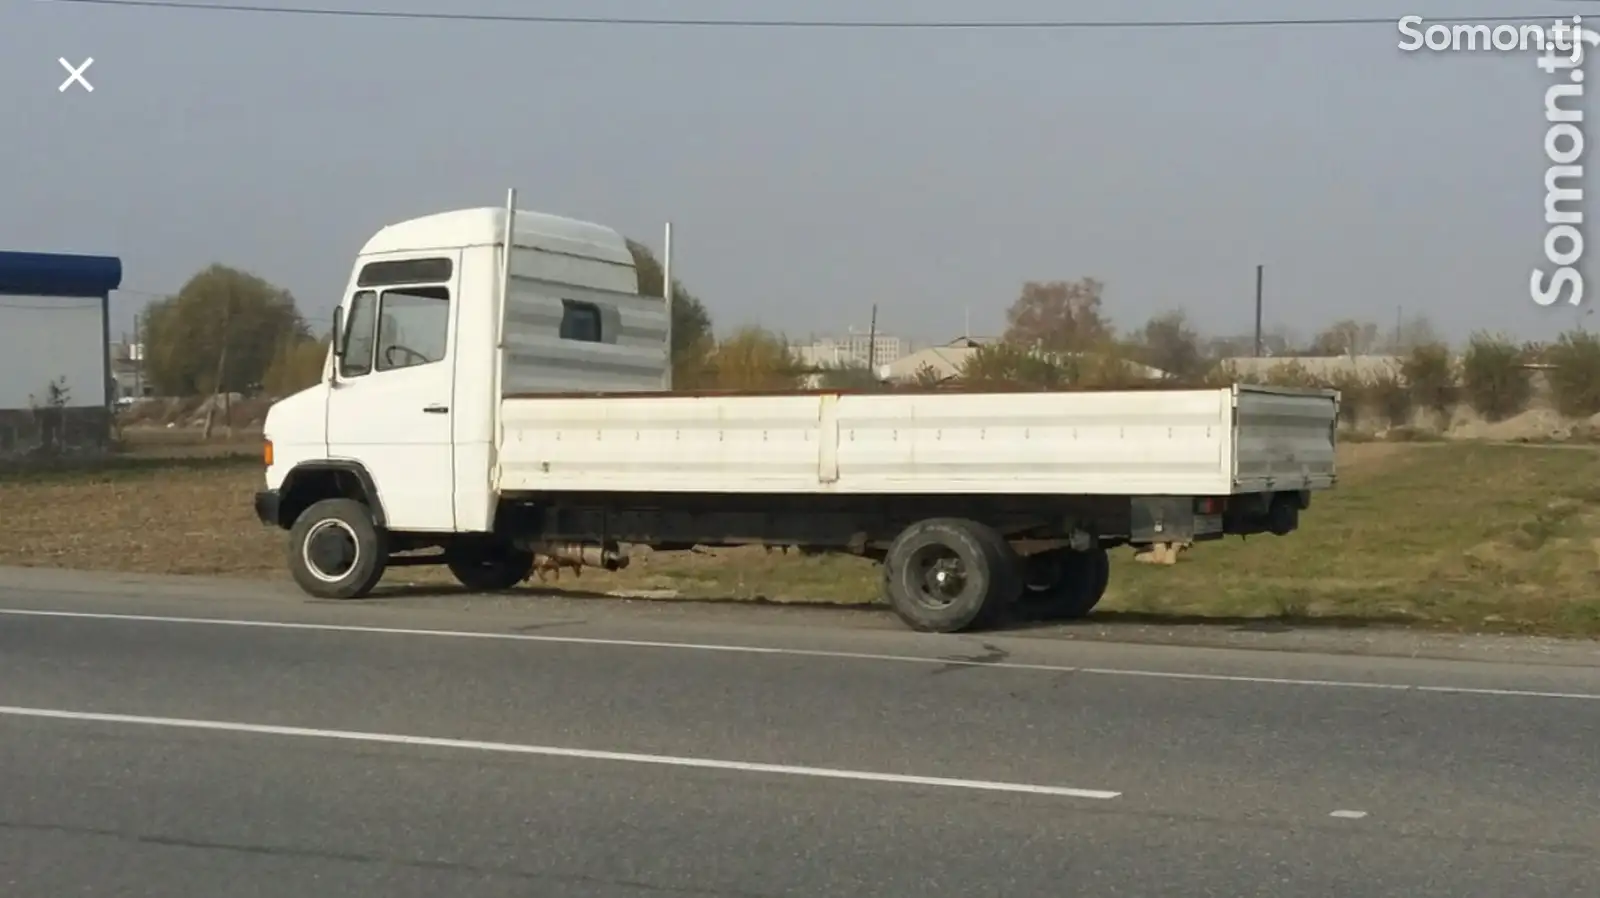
xmin=2 ymin=0 xmax=1593 ymax=346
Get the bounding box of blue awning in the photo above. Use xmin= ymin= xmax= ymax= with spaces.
xmin=0 ymin=251 xmax=123 ymax=297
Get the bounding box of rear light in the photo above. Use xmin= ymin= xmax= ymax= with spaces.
xmin=1195 ymin=497 xmax=1225 ymax=515
xmin=263 ymin=440 xmax=274 ymax=467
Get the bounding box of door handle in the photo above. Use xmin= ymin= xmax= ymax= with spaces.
xmin=422 ymin=404 xmax=449 ymax=414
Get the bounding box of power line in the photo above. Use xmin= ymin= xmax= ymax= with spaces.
xmin=35 ymin=0 xmax=1581 ymax=30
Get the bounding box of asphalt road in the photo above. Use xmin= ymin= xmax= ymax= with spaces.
xmin=2 ymin=568 xmax=1598 ymax=897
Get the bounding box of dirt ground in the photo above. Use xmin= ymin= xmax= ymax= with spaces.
xmin=3 ymin=438 xmax=1599 ymax=636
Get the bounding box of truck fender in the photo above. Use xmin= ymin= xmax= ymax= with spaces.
xmin=277 ymin=460 xmax=388 ymax=529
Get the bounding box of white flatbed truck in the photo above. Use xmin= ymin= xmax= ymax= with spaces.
xmin=254 ymin=192 xmax=1339 ymax=633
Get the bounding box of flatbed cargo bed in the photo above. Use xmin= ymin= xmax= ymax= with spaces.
xmin=496 ymin=384 xmax=1337 ymax=496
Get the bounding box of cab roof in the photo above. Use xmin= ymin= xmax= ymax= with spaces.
xmin=358 ymin=208 xmax=634 ymax=267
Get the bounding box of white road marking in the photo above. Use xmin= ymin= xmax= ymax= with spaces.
xmin=1329 ymin=809 xmax=1368 ymax=819
xmin=0 ymin=704 xmax=1120 ymax=800
xmin=3 ymin=608 xmax=1599 ymax=702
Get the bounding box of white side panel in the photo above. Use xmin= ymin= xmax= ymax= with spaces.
xmin=499 ymin=394 xmax=828 ymax=490
xmin=497 ymin=389 xmax=1243 ymax=496
xmin=1231 ymin=385 xmax=1339 ymax=492
xmin=498 ymin=248 xmax=668 ymax=395
xmin=0 ymin=297 xmax=105 ymax=409
xmin=833 ymin=390 xmax=1233 ymax=494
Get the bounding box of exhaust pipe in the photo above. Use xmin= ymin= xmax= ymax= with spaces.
xmin=522 ymin=540 xmax=630 ymax=571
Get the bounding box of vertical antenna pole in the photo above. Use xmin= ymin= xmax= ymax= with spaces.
xmin=662 ymin=221 xmax=674 ymax=391
xmin=1253 ymin=264 xmax=1264 ymax=358
xmin=498 ymin=188 xmax=516 ymax=351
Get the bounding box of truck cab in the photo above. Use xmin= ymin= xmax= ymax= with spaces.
xmin=258 ymin=205 xmax=666 ymax=538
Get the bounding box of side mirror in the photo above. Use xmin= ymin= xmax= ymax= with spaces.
xmin=328 ymin=306 xmax=345 ymax=384
xmin=331 ymin=306 xmax=346 ymax=359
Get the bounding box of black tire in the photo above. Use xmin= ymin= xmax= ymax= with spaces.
xmin=1021 ymin=547 xmax=1110 ymax=620
xmin=445 ymin=539 xmax=535 ymax=592
xmin=882 ymin=518 xmax=1021 ymax=633
xmin=287 ymin=498 xmax=388 ymax=599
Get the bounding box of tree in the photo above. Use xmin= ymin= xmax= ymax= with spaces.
xmin=1386 ymin=314 xmax=1442 ymax=353
xmin=1306 ymin=319 xmax=1382 ymax=357
xmin=261 ymin=335 xmax=330 ymax=396
xmin=1400 ymin=342 xmax=1457 ymax=418
xmin=1131 ymin=310 xmax=1208 ymax=382
xmin=1461 ymin=333 xmax=1533 ymax=421
xmin=958 ymin=342 xmax=1071 ymax=390
xmin=143 ymin=265 xmax=309 ymax=396
xmin=707 ymin=327 xmax=803 ymax=390
xmin=1001 ymin=278 xmax=1113 ymax=353
xmin=627 ymin=239 xmax=715 ymax=389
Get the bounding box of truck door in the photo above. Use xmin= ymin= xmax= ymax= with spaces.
xmin=326 ymin=252 xmax=459 ymax=532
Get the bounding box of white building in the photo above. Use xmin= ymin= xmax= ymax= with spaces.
xmin=0 ymin=251 xmax=122 ymax=457
xmin=792 ymin=331 xmax=907 ymax=369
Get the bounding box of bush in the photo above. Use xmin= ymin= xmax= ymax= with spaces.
xmin=1075 ymin=350 xmax=1149 ymax=389
xmin=1546 ymin=330 xmax=1600 ymax=418
xmin=1261 ymin=360 xmax=1321 ymax=389
xmin=1400 ymin=343 xmax=1456 ymax=419
xmin=1196 ymin=362 xmax=1238 ymax=388
xmin=957 ymin=343 xmax=1069 ymax=389
xmin=1460 ymin=333 xmax=1532 ymax=422
xmin=1325 ymin=370 xmax=1369 ymax=429
xmin=1368 ymin=367 xmax=1413 ymax=428
xmin=707 ymin=327 xmax=804 ymax=390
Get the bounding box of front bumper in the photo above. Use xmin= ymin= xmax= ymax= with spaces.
xmin=254 ymin=490 xmax=281 ymax=527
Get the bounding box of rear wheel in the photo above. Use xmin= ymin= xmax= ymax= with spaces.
xmin=287 ymin=498 xmax=389 ymax=599
xmin=1020 ymin=547 xmax=1110 ymax=620
xmin=882 ymin=518 xmax=1020 ymax=633
xmin=445 ymin=539 xmax=535 ymax=592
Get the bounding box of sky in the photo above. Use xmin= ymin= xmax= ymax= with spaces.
xmin=1 ymin=0 xmax=1595 ymax=348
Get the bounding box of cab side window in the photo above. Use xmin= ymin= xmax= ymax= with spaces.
xmin=560 ymin=300 xmax=602 ymax=342
xmin=339 ymin=290 xmax=377 ymax=378
xmin=376 ymin=286 xmax=450 ymax=371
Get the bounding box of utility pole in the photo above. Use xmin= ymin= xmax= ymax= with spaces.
xmin=202 ymin=292 xmax=233 ymax=441
xmin=1253 ymin=264 xmax=1265 ymax=358
xmin=866 ymin=304 xmax=879 ymax=372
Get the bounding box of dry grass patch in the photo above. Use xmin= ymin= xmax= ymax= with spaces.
xmin=1104 ymin=442 xmax=1600 ymax=635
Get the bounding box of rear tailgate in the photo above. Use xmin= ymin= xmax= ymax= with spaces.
xmin=1229 ymin=384 xmax=1338 ymax=493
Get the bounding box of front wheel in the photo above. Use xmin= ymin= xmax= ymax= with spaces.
xmin=445 ymin=539 xmax=535 ymax=592
xmin=287 ymin=498 xmax=389 ymax=599
xmin=1020 ymin=547 xmax=1110 ymax=620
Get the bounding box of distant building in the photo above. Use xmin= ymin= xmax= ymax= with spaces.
xmin=0 ymin=251 xmax=123 ymax=458
xmin=792 ymin=332 xmax=907 ymax=370
xmin=109 ymin=340 xmax=151 ymax=400
xmin=876 ymin=336 xmax=994 ymax=384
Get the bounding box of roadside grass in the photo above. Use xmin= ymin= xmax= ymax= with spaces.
xmin=1102 ymin=442 xmax=1600 ymax=636
xmin=2 ymin=440 xmax=1599 ymax=636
